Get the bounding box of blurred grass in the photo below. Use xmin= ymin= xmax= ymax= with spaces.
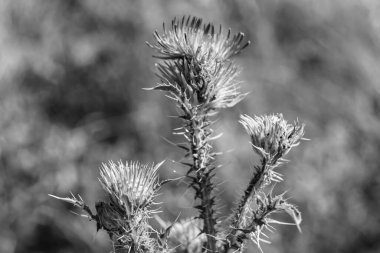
xmin=0 ymin=0 xmax=379 ymax=252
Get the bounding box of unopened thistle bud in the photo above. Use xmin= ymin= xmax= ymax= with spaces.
xmin=240 ymin=114 xmax=305 ymax=164
xmin=99 ymin=160 xmax=164 ymax=214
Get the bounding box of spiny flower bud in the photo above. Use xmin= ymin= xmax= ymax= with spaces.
xmin=240 ymin=114 xmax=305 ymax=164
xmin=99 ymin=160 xmax=164 ymax=214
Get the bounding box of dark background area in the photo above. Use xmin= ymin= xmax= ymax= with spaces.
xmin=0 ymin=0 xmax=379 ymax=252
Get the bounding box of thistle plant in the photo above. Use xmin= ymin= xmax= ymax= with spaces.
xmin=50 ymin=16 xmax=306 ymax=253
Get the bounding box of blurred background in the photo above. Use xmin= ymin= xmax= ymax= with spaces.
xmin=0 ymin=0 xmax=379 ymax=252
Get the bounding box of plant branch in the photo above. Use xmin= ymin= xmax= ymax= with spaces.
xmin=220 ymin=158 xmax=268 ymax=252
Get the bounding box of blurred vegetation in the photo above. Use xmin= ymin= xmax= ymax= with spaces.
xmin=0 ymin=0 xmax=379 ymax=252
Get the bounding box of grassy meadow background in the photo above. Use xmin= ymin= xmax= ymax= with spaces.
xmin=0 ymin=0 xmax=379 ymax=252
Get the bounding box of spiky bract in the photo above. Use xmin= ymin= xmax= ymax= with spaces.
xmin=153 ymin=60 xmax=246 ymax=109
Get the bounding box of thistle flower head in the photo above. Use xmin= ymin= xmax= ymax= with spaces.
xmin=240 ymin=114 xmax=305 ymax=163
xmin=148 ymin=16 xmax=250 ymax=63
xmin=148 ymin=16 xmax=249 ymax=110
xmin=99 ymin=160 xmax=164 ymax=213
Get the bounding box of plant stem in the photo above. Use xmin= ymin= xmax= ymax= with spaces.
xmin=187 ymin=109 xmax=217 ymax=252
xmin=234 ymin=158 xmax=267 ymax=227
xmin=220 ymin=158 xmax=268 ymax=252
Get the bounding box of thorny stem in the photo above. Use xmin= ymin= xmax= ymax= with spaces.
xmin=234 ymin=158 xmax=267 ymax=226
xmin=220 ymin=158 xmax=268 ymax=252
xmin=187 ymin=109 xmax=217 ymax=252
